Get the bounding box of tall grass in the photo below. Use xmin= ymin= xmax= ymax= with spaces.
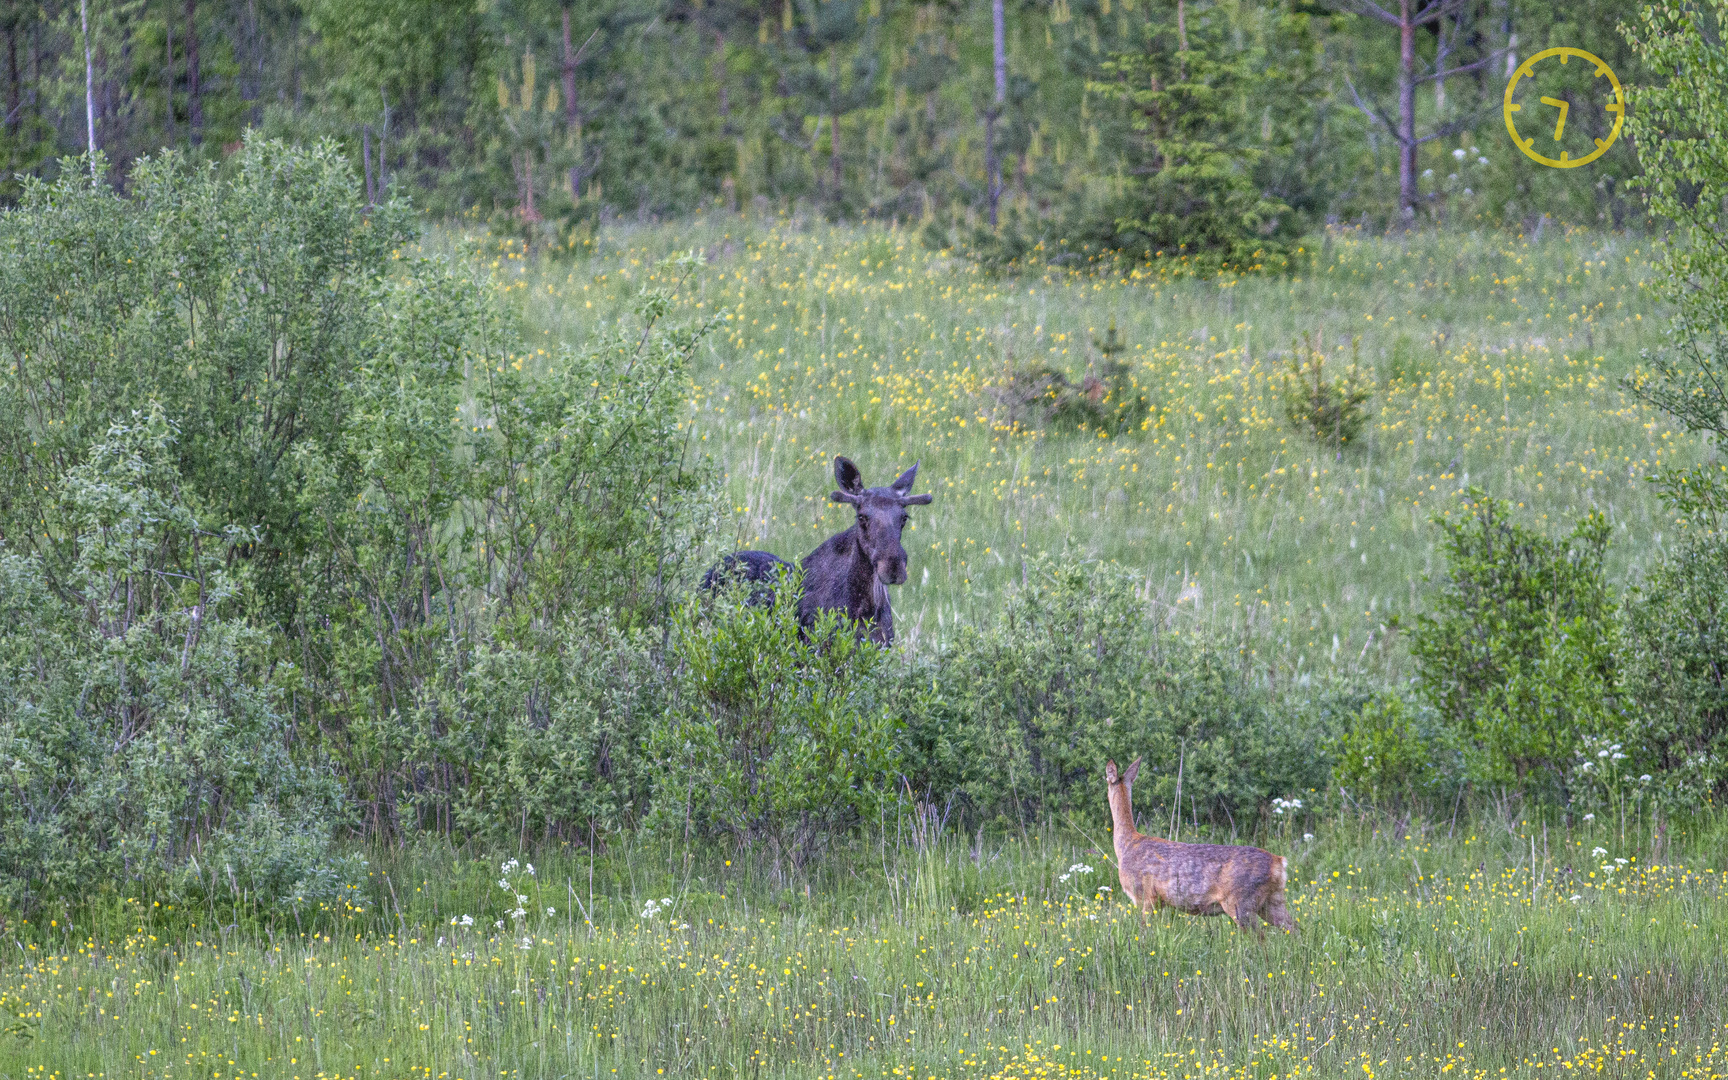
xmin=502 ymin=214 xmax=1686 ymax=675
xmin=5 ymin=807 xmax=1726 ymax=1079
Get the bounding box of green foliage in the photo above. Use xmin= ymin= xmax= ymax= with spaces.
xmin=1081 ymin=14 xmax=1297 ymax=274
xmin=1622 ymin=538 xmax=1728 ymax=804
xmin=0 ymin=144 xmax=728 ymax=889
xmin=0 ymin=138 xmax=415 ymax=621
xmin=0 ymin=409 xmax=352 ymax=915
xmin=1623 ymin=1 xmax=1728 ymax=533
xmin=893 ymin=558 xmax=1332 ymax=828
xmin=416 ymin=618 xmax=665 ymax=845
xmin=653 ymin=580 xmax=896 ymax=872
xmin=1281 ymin=333 xmax=1372 ymax=450
xmin=1330 ymin=694 xmax=1447 ymax=803
xmin=1410 ymin=494 xmax=1621 ymax=797
xmin=990 ymin=318 xmax=1148 ymax=435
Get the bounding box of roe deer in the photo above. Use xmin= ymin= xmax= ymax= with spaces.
xmin=1104 ymin=757 xmax=1295 ymax=934
xmin=701 ymin=456 xmax=933 ymax=646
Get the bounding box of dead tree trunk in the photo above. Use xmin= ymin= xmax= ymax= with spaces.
xmin=184 ymin=0 xmax=201 ymax=145
xmin=985 ymin=0 xmax=1005 ymax=225
xmin=1397 ymin=0 xmax=1417 ymax=218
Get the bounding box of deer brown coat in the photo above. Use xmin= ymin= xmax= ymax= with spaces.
xmin=1105 ymin=757 xmax=1295 ymax=934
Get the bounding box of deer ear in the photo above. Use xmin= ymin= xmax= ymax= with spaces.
xmin=890 ymin=461 xmax=920 ymax=495
xmin=1105 ymin=760 xmax=1119 ymax=784
xmin=1124 ymin=756 xmax=1142 ymax=785
xmin=834 ymin=456 xmax=864 ymax=494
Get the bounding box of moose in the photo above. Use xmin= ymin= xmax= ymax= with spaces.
xmin=702 ymin=456 xmax=933 ymax=646
xmin=1104 ymin=757 xmax=1296 ymax=935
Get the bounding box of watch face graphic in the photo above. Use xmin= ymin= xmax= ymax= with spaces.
xmin=1503 ymin=47 xmax=1625 ymax=169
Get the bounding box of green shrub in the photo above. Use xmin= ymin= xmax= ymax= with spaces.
xmin=414 ymin=619 xmax=665 ymax=845
xmin=1623 ymin=538 xmax=1728 ymax=805
xmin=652 ymin=580 xmax=896 ymax=874
xmin=0 ymin=409 xmax=352 ymax=915
xmin=1330 ymin=694 xmax=1448 ymax=804
xmin=1283 ymin=333 xmax=1372 ymax=451
xmin=1410 ymin=493 xmax=1621 ymax=798
xmin=893 ymin=558 xmax=1331 ymax=829
xmin=1624 ymin=1 xmax=1728 ymax=533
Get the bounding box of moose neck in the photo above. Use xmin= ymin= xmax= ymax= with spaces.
xmin=1107 ymin=781 xmax=1143 ymax=858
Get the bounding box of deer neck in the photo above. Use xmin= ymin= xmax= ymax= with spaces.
xmin=1107 ymin=782 xmax=1142 ymax=859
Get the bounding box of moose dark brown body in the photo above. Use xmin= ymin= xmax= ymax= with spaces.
xmin=702 ymin=457 xmax=931 ymax=646
xmin=1105 ymin=758 xmax=1295 ymax=934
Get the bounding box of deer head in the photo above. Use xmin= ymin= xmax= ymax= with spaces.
xmin=829 ymin=456 xmax=932 ymax=587
xmin=1104 ymin=757 xmax=1143 ymax=840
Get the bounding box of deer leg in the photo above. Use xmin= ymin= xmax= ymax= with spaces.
xmin=1265 ymin=895 xmax=1296 ymax=932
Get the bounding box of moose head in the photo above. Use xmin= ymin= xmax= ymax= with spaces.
xmin=828 ymin=456 xmax=932 ymax=587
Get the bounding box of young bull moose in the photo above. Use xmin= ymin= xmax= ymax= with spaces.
xmin=701 ymin=456 xmax=933 ymax=645
xmin=1104 ymin=757 xmax=1296 ymax=935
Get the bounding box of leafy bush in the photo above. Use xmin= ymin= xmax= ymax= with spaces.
xmin=988 ymin=322 xmax=1148 ymax=436
xmin=1624 ymin=1 xmax=1728 ymax=533
xmin=1623 ymin=538 xmax=1728 ymax=804
xmin=0 ymin=410 xmax=352 ymax=915
xmin=1330 ymin=694 xmax=1448 ymax=804
xmin=1410 ymin=494 xmax=1621 ymax=797
xmin=652 ymin=581 xmax=896 ymax=874
xmin=1282 ymin=333 xmax=1372 ymax=451
xmin=893 ymin=558 xmax=1332 ymax=829
xmin=412 ymin=619 xmax=665 ymax=845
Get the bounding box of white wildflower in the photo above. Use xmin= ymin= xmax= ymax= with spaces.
xmin=495 ymin=920 xmax=505 ymax=929
xmin=547 ymin=907 xmax=556 ymax=916
xmin=1583 ymin=813 xmax=1595 ymax=822
xmin=1303 ymin=832 xmax=1315 ymax=843
xmin=1477 ymin=156 xmax=1489 ymax=166
xmin=1453 ymin=147 xmax=1467 ymax=161
xmin=526 ymin=863 xmax=535 ymax=877
xmin=1591 ymin=846 xmax=1607 ymax=858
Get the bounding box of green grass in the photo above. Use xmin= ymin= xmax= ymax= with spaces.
xmin=508 ymin=213 xmax=1690 ymax=674
xmin=5 ymin=809 xmax=1727 ymax=1079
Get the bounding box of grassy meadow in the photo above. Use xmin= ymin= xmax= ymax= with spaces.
xmin=3 ymin=811 xmax=1726 ymax=1080
xmin=519 ymin=214 xmax=1688 ymax=673
xmin=9 ymin=218 xmax=1728 ymax=1080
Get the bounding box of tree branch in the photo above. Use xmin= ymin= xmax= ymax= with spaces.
xmin=1415 ymin=49 xmax=1507 ymax=84
xmin=1344 ymin=76 xmax=1409 ymax=146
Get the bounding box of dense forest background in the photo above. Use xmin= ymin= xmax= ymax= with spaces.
xmin=0 ymin=0 xmax=1646 ymax=232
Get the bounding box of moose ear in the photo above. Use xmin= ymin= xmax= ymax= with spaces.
xmin=1105 ymin=760 xmax=1120 ymax=784
xmin=830 ymin=490 xmax=860 ymax=506
xmin=1124 ymin=756 xmax=1142 ymax=785
xmin=890 ymin=461 xmax=920 ymax=494
xmin=900 ymin=493 xmax=933 ymax=506
xmin=834 ymin=456 xmax=864 ymax=494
